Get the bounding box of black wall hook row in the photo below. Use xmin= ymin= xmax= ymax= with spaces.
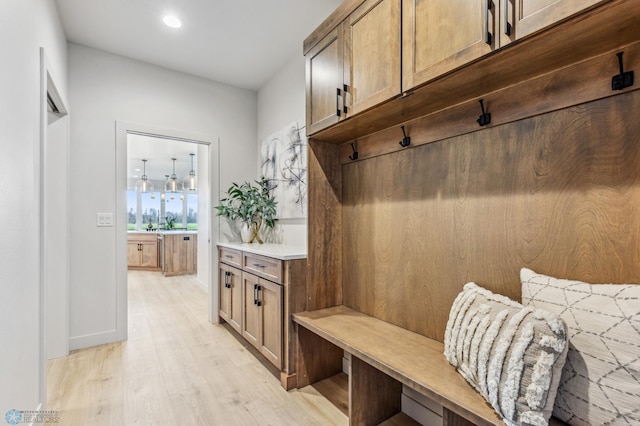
xmin=399 ymin=126 xmax=411 ymax=148
xmin=477 ymin=98 xmax=491 ymax=126
xmin=348 ymin=142 xmax=359 ymax=161
xmin=612 ymin=51 xmax=634 ymax=91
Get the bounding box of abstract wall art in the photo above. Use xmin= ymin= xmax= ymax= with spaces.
xmin=260 ymin=122 xmax=307 ymax=219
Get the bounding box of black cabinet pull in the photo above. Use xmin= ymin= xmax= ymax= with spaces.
xmin=254 ymin=284 xmax=258 ymax=305
xmin=336 ymin=87 xmax=342 ymax=117
xmin=504 ymin=0 xmax=512 ymax=35
xmin=485 ymin=0 xmax=493 ymax=45
xmin=342 ymin=84 xmax=348 ymax=114
xmin=256 ymin=285 xmax=262 ymax=307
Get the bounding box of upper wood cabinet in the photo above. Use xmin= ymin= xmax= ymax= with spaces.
xmin=402 ymin=0 xmax=496 ymax=90
xmin=306 ymin=26 xmax=344 ymax=135
xmin=306 ymin=0 xmax=401 ymax=135
xmin=344 ymin=0 xmax=401 ymax=117
xmin=500 ymin=0 xmax=606 ymax=45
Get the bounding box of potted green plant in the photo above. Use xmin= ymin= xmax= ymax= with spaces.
xmin=164 ymin=213 xmax=176 ymax=230
xmin=216 ymin=178 xmax=277 ymax=244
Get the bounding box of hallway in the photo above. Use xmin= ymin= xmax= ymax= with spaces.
xmin=47 ymin=271 xmax=347 ymax=425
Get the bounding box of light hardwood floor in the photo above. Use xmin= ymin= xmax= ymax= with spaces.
xmin=47 ymin=271 xmax=348 ymax=425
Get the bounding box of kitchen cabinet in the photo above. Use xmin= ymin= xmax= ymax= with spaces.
xmin=217 ymin=243 xmax=307 ymax=389
xmin=127 ymin=233 xmax=159 ymax=270
xmin=163 ymin=232 xmax=197 ymax=277
xmin=218 ymin=261 xmax=242 ymax=334
xmin=306 ymin=0 xmax=401 ymax=134
xmin=402 ymin=0 xmax=496 ymax=90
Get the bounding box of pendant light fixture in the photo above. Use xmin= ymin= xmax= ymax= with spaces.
xmin=165 ymin=158 xmax=179 ymax=193
xmin=161 ymin=175 xmax=169 ymax=200
xmin=183 ymin=153 xmax=197 ymax=191
xmin=134 ymin=159 xmax=154 ymax=193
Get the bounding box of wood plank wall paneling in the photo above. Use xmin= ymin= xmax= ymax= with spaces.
xmin=342 ymin=89 xmax=640 ymax=341
xmin=307 ymin=139 xmax=344 ymax=310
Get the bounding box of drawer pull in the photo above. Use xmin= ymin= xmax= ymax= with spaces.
xmin=225 ymin=255 xmax=233 ymax=259
xmin=253 ymin=263 xmax=266 ymax=269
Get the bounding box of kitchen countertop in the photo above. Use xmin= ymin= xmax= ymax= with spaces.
xmin=128 ymin=230 xmax=197 ymax=235
xmin=217 ymin=242 xmax=307 ymax=260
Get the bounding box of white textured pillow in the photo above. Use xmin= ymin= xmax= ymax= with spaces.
xmin=521 ymin=268 xmax=640 ymax=426
xmin=445 ymin=282 xmax=568 ymax=426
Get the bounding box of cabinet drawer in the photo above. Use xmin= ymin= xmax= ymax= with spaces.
xmin=243 ymin=253 xmax=283 ymax=284
xmin=219 ymin=247 xmax=242 ymax=268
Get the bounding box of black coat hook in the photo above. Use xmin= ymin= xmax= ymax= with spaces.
xmin=399 ymin=126 xmax=411 ymax=148
xmin=348 ymin=142 xmax=359 ymax=161
xmin=477 ymin=99 xmax=491 ymax=127
xmin=612 ymin=51 xmax=634 ymax=91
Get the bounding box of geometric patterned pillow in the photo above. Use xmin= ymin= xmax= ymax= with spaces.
xmin=445 ymin=282 xmax=568 ymax=426
xmin=521 ymin=268 xmax=640 ymax=426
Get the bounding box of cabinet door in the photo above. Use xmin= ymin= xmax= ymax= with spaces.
xmin=127 ymin=242 xmax=141 ymax=267
xmin=140 ymin=241 xmax=158 ymax=268
xmin=344 ymin=0 xmax=401 ymax=116
xmin=259 ymin=279 xmax=283 ymax=368
xmin=306 ymin=25 xmax=344 ymax=135
xmin=242 ymin=272 xmax=261 ymax=350
xmin=185 ymin=235 xmax=197 ymax=274
xmin=219 ymin=266 xmax=231 ymax=322
xmin=510 ymin=0 xmax=604 ymax=40
xmin=228 ymin=266 xmax=243 ymax=334
xmin=402 ymin=0 xmax=496 ymax=90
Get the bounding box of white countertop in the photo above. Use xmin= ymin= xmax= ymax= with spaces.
xmin=128 ymin=230 xmax=197 ymax=235
xmin=217 ymin=242 xmax=307 ymax=260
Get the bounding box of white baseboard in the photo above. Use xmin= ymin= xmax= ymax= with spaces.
xmin=69 ymin=329 xmax=121 ymax=351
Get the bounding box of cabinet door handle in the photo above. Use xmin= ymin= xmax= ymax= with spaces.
xmin=504 ymin=0 xmax=512 ymax=35
xmin=254 ymin=284 xmax=258 ymax=305
xmin=336 ymin=87 xmax=342 ymax=117
xmin=485 ymin=0 xmax=493 ymax=45
xmin=342 ymin=84 xmax=348 ymax=114
xmin=256 ymin=285 xmax=262 ymax=307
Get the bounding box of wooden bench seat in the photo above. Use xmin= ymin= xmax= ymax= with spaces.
xmin=294 ymin=305 xmax=565 ymax=426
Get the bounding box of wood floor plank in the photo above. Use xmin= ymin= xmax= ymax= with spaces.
xmin=47 ymin=271 xmax=347 ymax=425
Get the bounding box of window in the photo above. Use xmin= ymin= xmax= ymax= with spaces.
xmin=127 ymin=190 xmax=197 ymax=230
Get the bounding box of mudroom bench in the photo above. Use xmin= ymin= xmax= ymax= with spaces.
xmin=293 ymin=305 xmax=566 ymax=426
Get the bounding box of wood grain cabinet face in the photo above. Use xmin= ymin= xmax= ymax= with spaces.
xmin=402 ymin=0 xmax=496 ymax=90
xmin=306 ymin=0 xmax=401 ymax=135
xmin=241 ymin=272 xmax=283 ymax=369
xmin=306 ymin=26 xmax=344 ymax=135
xmin=344 ymin=0 xmax=401 ymax=116
xmin=218 ymin=263 xmax=242 ymax=334
xmin=508 ymin=0 xmax=606 ymax=42
xmin=127 ymin=234 xmax=159 ymax=270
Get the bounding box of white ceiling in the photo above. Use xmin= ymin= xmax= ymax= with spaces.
xmin=54 ymin=0 xmax=342 ymax=90
xmin=127 ymin=134 xmax=199 ymax=189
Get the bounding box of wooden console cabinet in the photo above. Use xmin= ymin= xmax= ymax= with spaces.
xmin=217 ymin=243 xmax=307 ymax=389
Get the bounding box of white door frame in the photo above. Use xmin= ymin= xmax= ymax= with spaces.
xmin=115 ymin=121 xmax=220 ymax=341
xmin=40 ymin=47 xmax=70 ymax=407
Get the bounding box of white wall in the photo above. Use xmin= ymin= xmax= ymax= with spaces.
xmin=68 ymin=44 xmax=257 ymax=349
xmin=256 ymin=53 xmax=308 ymax=247
xmin=0 ymin=0 xmax=67 ymax=414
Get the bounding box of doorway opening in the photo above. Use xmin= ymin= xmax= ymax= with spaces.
xmin=116 ymin=122 xmax=220 ymax=342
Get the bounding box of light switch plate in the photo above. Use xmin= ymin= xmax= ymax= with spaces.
xmin=96 ymin=213 xmax=113 ymax=227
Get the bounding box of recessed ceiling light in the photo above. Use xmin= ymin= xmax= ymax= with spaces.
xmin=163 ymin=15 xmax=182 ymax=29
